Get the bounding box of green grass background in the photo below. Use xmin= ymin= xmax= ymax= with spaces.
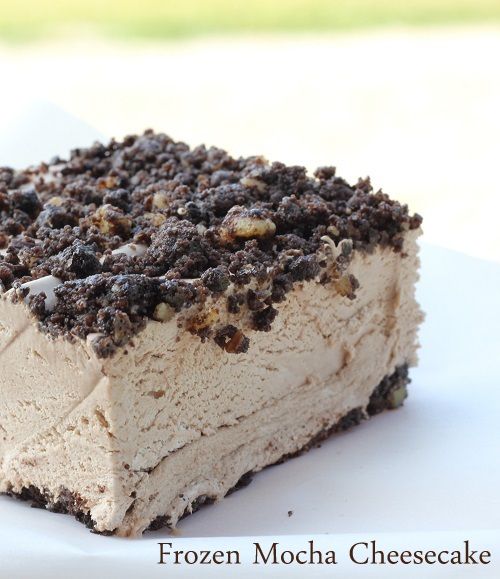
xmin=1 ymin=0 xmax=499 ymax=41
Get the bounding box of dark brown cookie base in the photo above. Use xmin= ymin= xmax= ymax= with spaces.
xmin=4 ymin=364 xmax=410 ymax=535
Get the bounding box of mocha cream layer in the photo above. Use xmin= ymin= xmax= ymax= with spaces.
xmin=0 ymin=230 xmax=422 ymax=535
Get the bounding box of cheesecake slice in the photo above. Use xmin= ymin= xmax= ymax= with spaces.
xmin=0 ymin=132 xmax=423 ymax=536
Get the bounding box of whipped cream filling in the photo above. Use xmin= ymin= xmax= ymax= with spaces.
xmin=0 ymin=230 xmax=423 ymax=535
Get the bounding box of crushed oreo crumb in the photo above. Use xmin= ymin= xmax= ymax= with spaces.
xmin=201 ymin=266 xmax=230 ymax=293
xmin=252 ymin=305 xmax=278 ymax=332
xmin=0 ymin=131 xmax=422 ymax=356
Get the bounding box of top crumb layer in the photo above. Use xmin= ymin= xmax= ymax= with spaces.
xmin=0 ymin=131 xmax=421 ymax=356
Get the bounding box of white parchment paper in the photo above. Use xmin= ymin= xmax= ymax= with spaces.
xmin=0 ymin=105 xmax=498 ymax=578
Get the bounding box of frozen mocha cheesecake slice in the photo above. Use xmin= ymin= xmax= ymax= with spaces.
xmin=0 ymin=132 xmax=423 ymax=536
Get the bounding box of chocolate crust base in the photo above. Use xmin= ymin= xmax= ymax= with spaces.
xmin=4 ymin=364 xmax=410 ymax=535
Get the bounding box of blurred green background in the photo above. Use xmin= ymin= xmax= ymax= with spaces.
xmin=1 ymin=0 xmax=499 ymax=41
xmin=0 ymin=1 xmax=499 ymax=261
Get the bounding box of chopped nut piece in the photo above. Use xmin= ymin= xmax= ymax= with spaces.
xmin=320 ymin=235 xmax=338 ymax=256
xmin=97 ymin=175 xmax=119 ymax=190
xmin=240 ymin=176 xmax=267 ymax=192
xmin=144 ymin=212 xmax=167 ymax=227
xmin=188 ymin=308 xmax=219 ymax=331
xmin=47 ymin=196 xmax=64 ymax=207
xmin=334 ymin=274 xmax=359 ymax=299
xmin=387 ymin=384 xmax=408 ymax=409
xmin=219 ymin=206 xmax=276 ymax=242
xmin=153 ymin=302 xmax=175 ymax=322
xmin=111 ymin=311 xmax=133 ymax=343
xmin=152 ymin=192 xmax=169 ymax=209
xmin=92 ymin=204 xmax=132 ymax=237
xmin=326 ymin=225 xmax=340 ymax=237
xmin=224 ymin=330 xmax=248 ymax=353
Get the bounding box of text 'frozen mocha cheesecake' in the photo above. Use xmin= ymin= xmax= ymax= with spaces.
xmin=0 ymin=131 xmax=423 ymax=536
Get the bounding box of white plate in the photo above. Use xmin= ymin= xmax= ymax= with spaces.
xmin=0 ymin=108 xmax=498 ymax=578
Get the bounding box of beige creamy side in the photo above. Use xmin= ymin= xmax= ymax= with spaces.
xmin=0 ymin=230 xmax=422 ymax=534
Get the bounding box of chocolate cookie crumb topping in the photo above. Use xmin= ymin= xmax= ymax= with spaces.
xmin=0 ymin=131 xmax=421 ymax=355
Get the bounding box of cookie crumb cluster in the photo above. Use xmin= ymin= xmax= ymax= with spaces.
xmin=0 ymin=131 xmax=422 ymax=356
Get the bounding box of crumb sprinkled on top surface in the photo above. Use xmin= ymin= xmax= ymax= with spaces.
xmin=0 ymin=131 xmax=422 ymax=356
